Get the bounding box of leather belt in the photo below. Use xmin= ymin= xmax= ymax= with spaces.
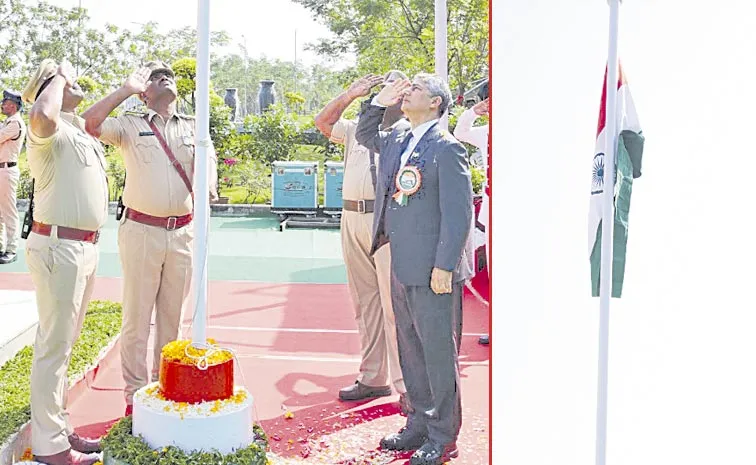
xmin=343 ymin=199 xmax=375 ymax=213
xmin=125 ymin=208 xmax=193 ymax=231
xmin=0 ymin=162 xmax=17 ymax=168
xmin=32 ymin=222 xmax=100 ymax=244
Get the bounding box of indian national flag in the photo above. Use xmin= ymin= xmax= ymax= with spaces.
xmin=589 ymin=63 xmax=645 ymax=298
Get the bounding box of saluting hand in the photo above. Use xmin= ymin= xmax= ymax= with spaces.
xmin=346 ymin=74 xmax=384 ymax=100
xmin=430 ymin=267 xmax=453 ymax=295
xmin=56 ymin=61 xmax=76 ymax=87
xmin=376 ymin=78 xmax=411 ymax=107
xmin=473 ymin=98 xmax=490 ymax=116
xmin=122 ymin=67 xmax=152 ymax=95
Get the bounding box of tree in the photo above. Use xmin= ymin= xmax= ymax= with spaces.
xmin=210 ymin=53 xmax=351 ymax=118
xmin=244 ymin=104 xmax=300 ymax=165
xmin=292 ymin=0 xmax=489 ymax=97
xmin=284 ymin=91 xmax=306 ymax=114
xmin=172 ymin=57 xmax=197 ymax=112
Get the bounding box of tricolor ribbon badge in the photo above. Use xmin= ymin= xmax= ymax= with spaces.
xmin=393 ymin=165 xmax=422 ymax=206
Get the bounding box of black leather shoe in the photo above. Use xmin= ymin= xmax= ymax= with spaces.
xmin=0 ymin=252 xmax=17 ymax=264
xmin=380 ymin=427 xmax=428 ymax=451
xmin=410 ymin=441 xmax=459 ymax=465
xmin=478 ymin=334 xmax=490 ymax=345
xmin=339 ymin=381 xmax=392 ymax=401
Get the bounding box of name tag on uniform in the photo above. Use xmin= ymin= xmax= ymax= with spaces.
xmin=139 ymin=131 xmax=155 ymax=137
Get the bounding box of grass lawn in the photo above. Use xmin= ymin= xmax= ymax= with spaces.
xmin=0 ymin=300 xmax=122 ymax=445
xmin=218 ymin=185 xmax=271 ymax=205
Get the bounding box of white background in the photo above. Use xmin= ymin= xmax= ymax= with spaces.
xmin=492 ymin=1 xmax=756 ymax=464
xmin=44 ymin=0 xmax=351 ymax=68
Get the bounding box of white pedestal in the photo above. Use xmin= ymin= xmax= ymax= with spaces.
xmin=0 ymin=290 xmax=38 ymax=367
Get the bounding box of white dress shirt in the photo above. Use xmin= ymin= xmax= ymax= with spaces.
xmin=370 ymin=96 xmax=438 ymax=169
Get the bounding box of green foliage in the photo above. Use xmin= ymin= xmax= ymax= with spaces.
xmin=17 ymin=165 xmax=33 ymax=200
xmin=236 ymin=161 xmax=271 ymax=204
xmin=75 ymin=75 xmax=99 ymax=93
xmin=210 ymin=56 xmax=350 ymax=116
xmin=102 ymin=416 xmax=269 ymax=465
xmin=293 ymin=0 xmax=489 ymax=96
xmin=107 ymin=152 xmax=126 ymax=201
xmin=0 ymin=300 xmax=122 ymax=445
xmin=471 ymin=165 xmax=484 ymax=195
xmin=172 ymin=57 xmax=197 ymax=111
xmin=283 ymin=91 xmax=306 ymax=114
xmin=244 ymin=104 xmax=300 ymax=165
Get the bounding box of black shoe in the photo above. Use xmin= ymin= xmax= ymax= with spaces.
xmin=0 ymin=252 xmax=17 ymax=264
xmin=379 ymin=427 xmax=428 ymax=451
xmin=339 ymin=381 xmax=392 ymax=401
xmin=478 ymin=334 xmax=490 ymax=345
xmin=410 ymin=440 xmax=459 ymax=465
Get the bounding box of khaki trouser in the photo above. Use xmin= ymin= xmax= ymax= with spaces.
xmin=26 ymin=230 xmax=98 ymax=456
xmin=341 ymin=210 xmax=405 ymax=393
xmin=118 ymin=216 xmax=193 ymax=404
xmin=0 ymin=166 xmax=19 ymax=254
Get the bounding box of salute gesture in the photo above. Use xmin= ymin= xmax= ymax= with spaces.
xmin=473 ymin=97 xmax=490 ymax=116
xmin=55 ymin=60 xmax=76 ymax=87
xmin=346 ymin=74 xmax=384 ymax=99
xmin=122 ymin=67 xmax=152 ymax=95
xmin=375 ymin=78 xmax=411 ymax=107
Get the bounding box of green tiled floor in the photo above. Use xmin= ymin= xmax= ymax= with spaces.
xmin=0 ymin=216 xmax=347 ymax=284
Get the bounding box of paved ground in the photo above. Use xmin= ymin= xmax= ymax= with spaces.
xmin=0 ymin=215 xmax=491 ymax=464
xmin=0 ymin=216 xmax=347 ymax=283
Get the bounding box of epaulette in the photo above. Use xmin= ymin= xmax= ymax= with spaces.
xmin=176 ymin=113 xmax=195 ymax=120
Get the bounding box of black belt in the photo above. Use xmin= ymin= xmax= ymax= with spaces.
xmin=343 ymin=199 xmax=375 ymax=213
xmin=0 ymin=162 xmax=17 ymax=168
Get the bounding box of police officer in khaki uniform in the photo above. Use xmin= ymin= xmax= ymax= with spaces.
xmin=82 ymin=62 xmax=218 ymax=415
xmin=314 ymin=71 xmax=411 ymax=412
xmin=0 ymin=89 xmax=27 ymax=263
xmin=22 ymin=59 xmax=107 ymax=465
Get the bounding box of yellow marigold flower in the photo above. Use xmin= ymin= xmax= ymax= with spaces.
xmin=20 ymin=448 xmax=33 ymax=461
xmin=161 ymin=339 xmax=232 ymax=365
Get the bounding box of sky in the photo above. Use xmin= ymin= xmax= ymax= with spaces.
xmin=493 ymin=1 xmax=756 ymax=464
xmin=42 ymin=0 xmax=354 ymax=69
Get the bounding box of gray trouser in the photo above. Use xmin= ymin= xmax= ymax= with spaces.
xmin=390 ymin=272 xmax=463 ymax=445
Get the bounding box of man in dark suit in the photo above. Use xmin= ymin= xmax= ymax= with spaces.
xmin=356 ymin=73 xmax=473 ymax=465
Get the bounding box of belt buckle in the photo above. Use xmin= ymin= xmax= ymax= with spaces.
xmin=357 ymin=200 xmax=366 ymax=213
xmin=93 ymin=230 xmax=100 ymax=244
xmin=166 ymin=216 xmax=178 ymax=231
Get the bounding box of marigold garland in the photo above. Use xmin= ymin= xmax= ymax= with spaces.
xmin=160 ymin=339 xmax=233 ymax=366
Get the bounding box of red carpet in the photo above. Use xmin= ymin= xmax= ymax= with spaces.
xmin=0 ymin=273 xmax=491 ymax=464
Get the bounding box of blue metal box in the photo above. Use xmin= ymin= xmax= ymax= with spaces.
xmin=271 ymin=161 xmax=318 ymax=211
xmin=323 ymin=161 xmax=344 ymax=210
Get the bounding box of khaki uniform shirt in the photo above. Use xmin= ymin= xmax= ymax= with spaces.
xmin=99 ymin=110 xmax=218 ymax=217
xmin=26 ymin=112 xmax=109 ymax=231
xmin=330 ymin=118 xmax=377 ymax=201
xmin=0 ymin=113 xmax=27 ymax=163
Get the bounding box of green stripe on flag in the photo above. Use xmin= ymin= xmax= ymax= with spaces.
xmin=590 ymin=130 xmax=645 ymax=298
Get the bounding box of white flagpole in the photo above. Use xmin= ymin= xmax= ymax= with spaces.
xmin=596 ymin=1 xmax=621 ymax=464
xmin=192 ymin=0 xmax=211 ymax=344
xmin=434 ymin=0 xmax=448 ymax=130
